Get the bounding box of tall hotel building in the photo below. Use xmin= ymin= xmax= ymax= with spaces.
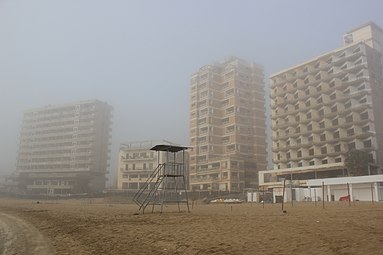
xmin=189 ymin=57 xmax=267 ymax=192
xmin=16 ymin=99 xmax=113 ymax=195
xmin=260 ymin=22 xmax=383 ymax=187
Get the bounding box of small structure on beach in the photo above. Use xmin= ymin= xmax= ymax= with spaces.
xmin=133 ymin=144 xmax=190 ymax=213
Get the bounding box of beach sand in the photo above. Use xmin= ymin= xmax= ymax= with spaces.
xmin=0 ymin=198 xmax=382 ymax=255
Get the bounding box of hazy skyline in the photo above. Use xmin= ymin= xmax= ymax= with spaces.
xmin=1 ymin=0 xmax=383 ymax=185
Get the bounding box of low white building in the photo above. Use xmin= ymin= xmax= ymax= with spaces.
xmin=117 ymin=140 xmax=189 ymax=191
xmin=269 ymin=174 xmax=383 ymax=203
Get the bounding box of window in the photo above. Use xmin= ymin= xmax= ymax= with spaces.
xmin=316 ymin=85 xmax=322 ymax=92
xmin=333 ymin=131 xmax=340 ymax=139
xmin=364 ymin=140 xmax=372 ymax=148
xmin=345 ymin=101 xmax=351 ymax=109
xmin=297 ymin=138 xmax=301 ymax=144
xmin=305 ymin=89 xmax=310 ymax=95
xmin=346 ymin=115 xmax=353 ymax=123
xmin=305 ymin=100 xmax=311 ymax=107
xmin=332 ymin=118 xmax=338 ymax=126
xmin=319 ymin=122 xmax=325 ymax=129
xmin=348 ymin=142 xmax=355 ymax=150
xmin=309 ymin=148 xmax=314 ymax=156
xmin=226 ymin=125 xmax=235 ymax=133
xmin=335 ymin=157 xmax=342 ymax=163
xmin=322 ymin=159 xmax=328 ymax=164
xmin=307 ymin=124 xmax=312 ymax=131
xmin=320 ymin=134 xmax=326 ymax=141
xmin=295 ymin=104 xmax=299 ymax=110
xmin=319 ymin=109 xmax=324 ymax=116
xmin=286 ymin=152 xmax=291 ymax=159
xmin=321 ymin=147 xmax=327 ymax=154
xmin=331 ymin=106 xmax=337 ymax=113
xmin=296 ymin=127 xmax=300 ymax=133
xmin=334 ymin=144 xmax=341 ymax=152
xmin=309 ymin=161 xmax=315 ymax=166
xmin=297 ymin=151 xmax=302 ymax=158
xmin=308 ymin=136 xmax=313 ymax=142
xmin=330 ymin=93 xmax=336 ymax=100
xmin=226 ymin=107 xmax=235 ymax=114
xmin=295 ymin=115 xmax=300 ymax=122
xmin=360 ymin=111 xmax=369 ymax=120
xmin=362 ymin=125 xmax=370 ymax=132
xmin=307 ymin=112 xmax=312 ymax=119
xmin=317 ymin=97 xmax=323 ymax=103
xmin=347 ymin=128 xmax=354 ymax=136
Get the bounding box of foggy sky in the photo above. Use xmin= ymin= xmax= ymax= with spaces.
xmin=1 ymin=0 xmax=382 ymax=186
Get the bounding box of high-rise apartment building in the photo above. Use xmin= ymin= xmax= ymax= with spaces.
xmin=189 ymin=57 xmax=267 ymax=192
xmin=117 ymin=140 xmax=189 ymax=192
xmin=16 ymin=99 xmax=113 ymax=195
xmin=260 ymin=22 xmax=383 ymax=188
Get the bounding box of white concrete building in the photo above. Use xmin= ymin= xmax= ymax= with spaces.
xmin=263 ymin=22 xmax=383 ymax=202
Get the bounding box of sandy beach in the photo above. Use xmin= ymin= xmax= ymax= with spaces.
xmin=0 ymin=198 xmax=382 ymax=255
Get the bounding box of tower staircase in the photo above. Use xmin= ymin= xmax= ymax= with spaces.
xmin=133 ymin=144 xmax=190 ymax=214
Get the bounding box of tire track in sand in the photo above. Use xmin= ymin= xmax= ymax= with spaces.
xmin=0 ymin=212 xmax=54 ymax=255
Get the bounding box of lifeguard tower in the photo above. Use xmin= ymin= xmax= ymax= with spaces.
xmin=133 ymin=144 xmax=190 ymax=213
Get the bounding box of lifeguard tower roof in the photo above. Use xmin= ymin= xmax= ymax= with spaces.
xmin=150 ymin=144 xmax=189 ymax=152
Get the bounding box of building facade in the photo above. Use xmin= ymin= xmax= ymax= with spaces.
xmin=260 ymin=22 xmax=383 ymax=201
xmin=117 ymin=140 xmax=189 ymax=191
xmin=16 ymin=99 xmax=112 ymax=195
xmin=189 ymin=57 xmax=267 ymax=192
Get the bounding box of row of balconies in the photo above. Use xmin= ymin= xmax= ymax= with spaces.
xmin=272 ymin=107 xmax=372 ymax=131
xmin=271 ymin=59 xmax=367 ymax=96
xmin=276 ymin=90 xmax=370 ymax=118
xmin=274 ymin=138 xmax=375 ymax=163
xmin=270 ymin=44 xmax=365 ymax=88
xmin=272 ymin=96 xmax=371 ymax=121
xmin=272 ymin=79 xmax=369 ymax=110
xmin=20 ymin=142 xmax=95 ymax=151
xmin=23 ymin=113 xmax=98 ymax=127
xmin=23 ymin=109 xmax=97 ymax=123
xmin=275 ymin=155 xmax=346 ymax=169
xmin=273 ymin=125 xmax=374 ymax=150
xmin=17 ymin=151 xmax=94 ymax=161
xmin=273 ymin=78 xmax=369 ymax=112
xmin=273 ymin=117 xmax=371 ymax=141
